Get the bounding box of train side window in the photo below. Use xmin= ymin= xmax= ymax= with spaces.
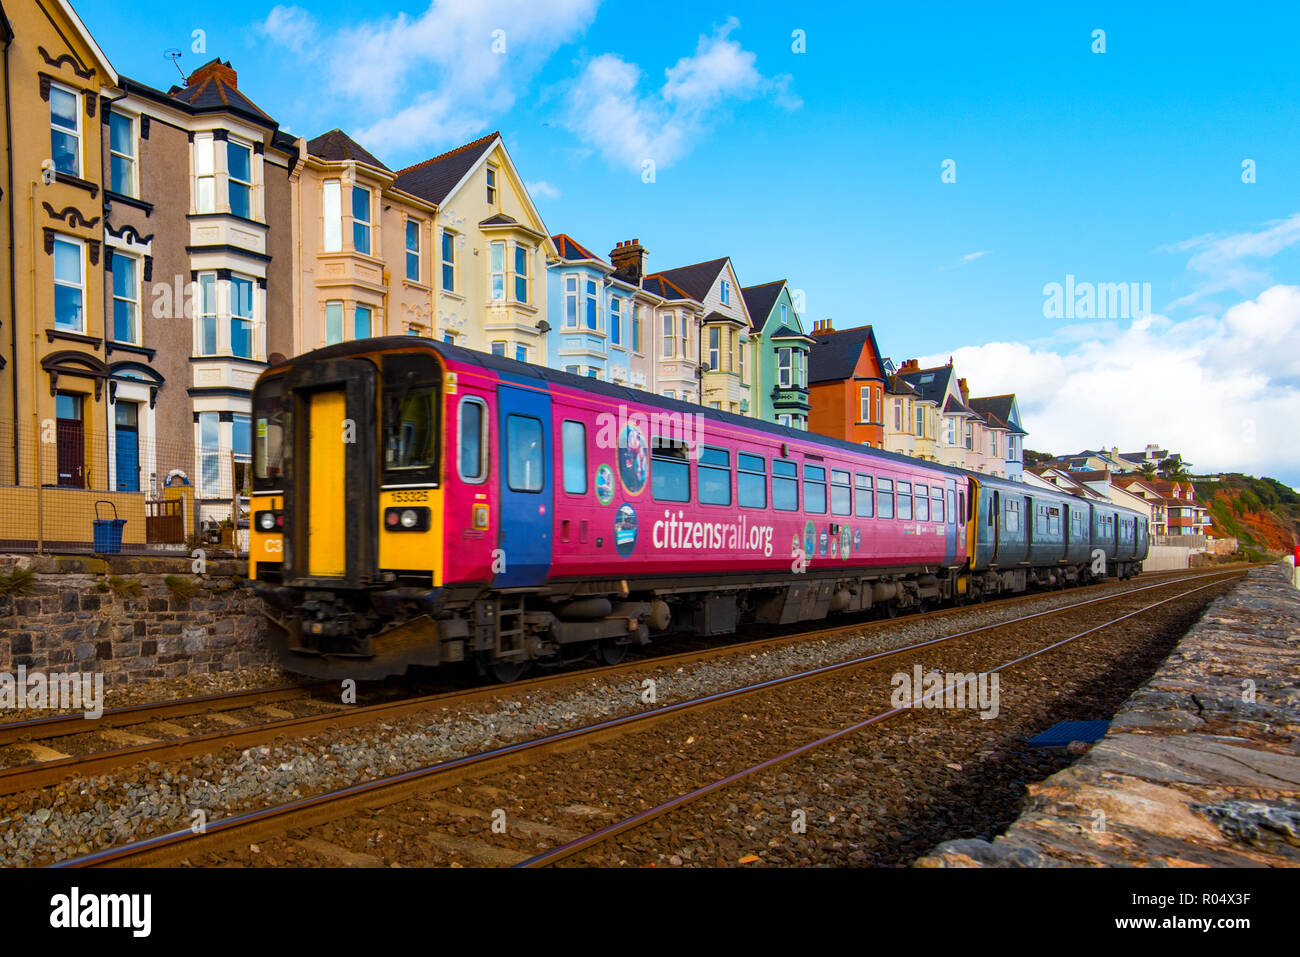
xmin=804 ymin=465 xmax=827 ymax=514
xmin=561 ymin=420 xmax=587 ymax=494
xmin=651 ymin=439 xmax=691 ymax=503
xmin=831 ymin=469 xmax=852 ymax=516
xmin=738 ymin=453 xmax=767 ymax=509
xmin=457 ymin=397 xmax=487 ymax=484
xmin=897 ymin=481 xmax=913 ymax=520
xmin=699 ymin=446 xmax=732 ymax=506
xmin=915 ymin=483 xmax=930 ymax=521
xmin=1004 ymin=499 xmax=1020 ymax=533
xmin=505 ymin=414 xmax=544 ymax=492
xmin=933 ymin=487 xmax=944 ymax=523
xmin=854 ymin=473 xmax=874 ymax=517
xmin=773 ymin=459 xmax=799 ymax=511
xmin=960 ymin=490 xmax=967 ymax=523
xmin=877 ymin=477 xmax=894 ymax=519
xmin=947 ymin=489 xmax=955 ymax=524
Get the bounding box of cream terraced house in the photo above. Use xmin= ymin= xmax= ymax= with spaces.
xmin=392 ymin=132 xmax=557 ymax=361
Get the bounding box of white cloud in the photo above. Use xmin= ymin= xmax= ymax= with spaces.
xmin=561 ymin=18 xmax=799 ymax=173
xmin=959 ymin=250 xmax=992 ymax=264
xmin=1163 ymin=212 xmax=1300 ymax=312
xmin=257 ymin=0 xmax=601 ymax=153
xmin=258 ymin=5 xmax=318 ymax=54
xmin=919 ymin=284 xmax=1300 ymax=483
xmin=525 ymin=180 xmax=561 ymax=201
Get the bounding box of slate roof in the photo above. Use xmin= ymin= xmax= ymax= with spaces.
xmin=899 ymin=365 xmax=957 ymax=406
xmin=640 ymin=274 xmax=695 ymax=302
xmin=769 ymin=323 xmax=810 ymax=340
xmin=552 ymin=234 xmax=604 ymax=263
xmin=480 ymin=213 xmax=519 ymax=227
xmin=167 ymin=59 xmax=274 ymax=126
xmin=740 ymin=281 xmax=785 ymax=326
xmin=942 ymin=394 xmax=977 ymax=416
xmin=306 ymin=129 xmax=390 ymax=171
xmin=393 ymin=131 xmax=500 ymax=206
xmin=886 ymin=373 xmax=918 ymax=396
xmin=808 ymin=325 xmax=881 ymax=384
xmin=650 ymin=258 xmax=729 ymax=302
xmin=969 ymin=395 xmax=1025 ymax=433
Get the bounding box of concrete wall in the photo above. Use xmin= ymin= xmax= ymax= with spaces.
xmin=1142 ymin=544 xmax=1192 ymax=571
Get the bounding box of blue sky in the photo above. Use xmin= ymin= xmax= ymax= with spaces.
xmin=78 ymin=1 xmax=1300 ymax=485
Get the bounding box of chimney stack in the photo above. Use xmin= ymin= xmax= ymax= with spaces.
xmin=958 ymin=377 xmax=969 ymax=402
xmin=900 ymin=358 xmax=920 ymax=373
xmin=609 ymin=239 xmax=647 ymax=284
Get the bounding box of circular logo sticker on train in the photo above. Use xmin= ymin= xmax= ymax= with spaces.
xmin=595 ymin=464 xmax=614 ymax=506
xmin=614 ymin=504 xmax=638 ymax=556
xmin=803 ymin=521 xmax=816 ymax=558
xmin=618 ymin=424 xmax=648 ymax=495
xmin=840 ymin=527 xmax=852 ymax=559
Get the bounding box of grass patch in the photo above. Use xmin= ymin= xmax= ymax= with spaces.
xmin=108 ymin=575 xmax=143 ymax=598
xmin=0 ymin=567 xmax=35 ymax=596
xmin=163 ymin=575 xmax=200 ymax=602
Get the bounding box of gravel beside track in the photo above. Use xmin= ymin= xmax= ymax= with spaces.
xmin=0 ymin=571 xmax=1237 ymax=866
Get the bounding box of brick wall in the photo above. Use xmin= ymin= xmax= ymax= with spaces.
xmin=0 ymin=554 xmax=271 ymax=685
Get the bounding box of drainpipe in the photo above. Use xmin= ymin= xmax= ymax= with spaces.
xmin=3 ymin=31 xmax=17 ymax=485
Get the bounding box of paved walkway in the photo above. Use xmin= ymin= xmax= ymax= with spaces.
xmin=917 ymin=563 xmax=1300 ymax=867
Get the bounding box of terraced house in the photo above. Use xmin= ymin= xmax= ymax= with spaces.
xmin=743 ymin=280 xmax=811 ymax=429
xmin=392 ymin=132 xmax=556 ymax=362
xmin=649 ymin=257 xmax=754 ymax=415
xmin=806 ymin=321 xmax=887 ymax=447
xmin=0 ymin=0 xmax=120 ymax=548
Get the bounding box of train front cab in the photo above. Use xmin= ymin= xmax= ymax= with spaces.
xmin=248 ymin=346 xmax=452 ymax=677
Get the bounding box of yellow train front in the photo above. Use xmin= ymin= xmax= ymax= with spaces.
xmin=246 ymin=339 xmax=451 ymax=679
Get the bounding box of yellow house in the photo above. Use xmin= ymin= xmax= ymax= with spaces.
xmin=393 ymin=132 xmax=557 ymax=360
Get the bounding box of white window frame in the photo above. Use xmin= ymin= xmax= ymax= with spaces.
xmin=679 ymin=313 xmax=688 ymax=360
xmin=490 ymin=241 xmax=506 ymax=302
xmin=227 ymin=138 xmax=254 ymax=218
xmin=513 ymin=242 xmax=530 ymax=303
xmin=405 ymin=219 xmax=421 ymax=283
xmin=49 ymin=81 xmax=82 ymax=178
xmin=324 ymin=300 xmax=343 ymax=345
xmin=780 ymin=348 xmax=793 ymax=388
xmin=440 ymin=227 xmax=456 ymax=291
xmin=230 ymin=273 xmax=255 ymax=359
xmin=609 ymin=294 xmax=622 ymax=346
xmin=108 ymin=111 xmax=137 ymax=197
xmin=486 ymin=165 xmax=498 ymax=205
xmin=720 ymin=279 xmax=731 ymax=305
xmin=194 ymin=133 xmax=216 ymax=214
xmin=110 ymin=250 xmax=141 ymax=344
xmin=352 ymin=184 xmax=372 ymax=255
xmin=662 ymin=312 xmax=674 ymax=358
xmin=564 ymin=275 xmax=579 ymax=328
xmin=322 ymin=180 xmax=342 ymax=252
xmin=52 ymin=235 xmax=86 ymax=333
xmin=584 ymin=279 xmax=599 ymax=331
xmin=708 ymin=326 xmax=720 ymax=371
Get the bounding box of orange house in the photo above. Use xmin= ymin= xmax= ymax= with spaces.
xmin=807 ymin=321 xmax=887 ymax=447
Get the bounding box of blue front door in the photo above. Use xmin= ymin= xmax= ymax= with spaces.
xmin=114 ymin=402 xmax=139 ymax=492
xmin=496 ymin=380 xmax=553 ymax=587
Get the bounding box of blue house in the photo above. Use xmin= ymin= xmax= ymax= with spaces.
xmin=546 ymin=234 xmax=637 ymax=384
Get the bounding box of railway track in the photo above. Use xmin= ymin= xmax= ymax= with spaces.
xmin=51 ymin=566 xmax=1243 ymax=868
xmin=0 ymin=565 xmax=1234 ymax=799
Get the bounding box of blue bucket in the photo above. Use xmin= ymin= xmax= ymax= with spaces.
xmin=93 ymin=500 xmax=126 ymax=554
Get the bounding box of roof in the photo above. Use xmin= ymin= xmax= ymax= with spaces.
xmin=168 ymin=59 xmax=274 ymax=126
xmin=808 ymin=325 xmax=882 ymax=384
xmin=886 ymin=373 xmax=918 ymax=395
xmin=393 ymin=131 xmax=500 ymax=206
xmin=968 ymin=395 xmax=1025 ymax=433
xmin=640 ymin=274 xmax=695 ymax=302
xmin=480 ymin=212 xmax=519 ymax=227
xmin=942 ymin=394 xmax=977 ymax=417
xmin=649 ymin=258 xmax=730 ymax=302
xmin=899 ymin=365 xmax=957 ymax=406
xmin=768 ymin=324 xmax=810 ymax=340
xmin=552 ymin=234 xmax=604 ymax=264
xmin=740 ymin=281 xmax=785 ymax=326
xmin=306 ymin=129 xmax=390 ymax=171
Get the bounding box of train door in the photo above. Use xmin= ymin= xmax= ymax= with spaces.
xmin=943 ymin=477 xmax=959 ymax=565
xmin=307 ymin=389 xmax=348 ymax=577
xmin=496 ymin=381 xmax=553 ymax=587
xmin=1060 ymin=503 xmax=1069 ymax=561
xmin=1024 ymin=495 xmax=1034 ymax=557
xmin=990 ymin=489 xmax=1000 ymax=564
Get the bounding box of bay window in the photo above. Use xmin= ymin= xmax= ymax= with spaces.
xmin=514 ymin=244 xmax=529 ymax=302
xmin=228 ymin=140 xmax=252 ymax=218
xmin=779 ymin=348 xmax=793 ymax=388
xmin=662 ymin=313 xmax=674 ymax=357
xmin=610 ymin=296 xmax=622 ymax=345
xmin=322 ymin=181 xmax=342 ymax=251
xmin=195 ymin=134 xmax=216 ymax=213
xmin=352 ymin=185 xmax=372 ymax=255
xmin=565 ymin=276 xmax=579 ymax=327
xmin=230 ymin=275 xmax=254 ymax=358
xmin=585 ymin=279 xmax=597 ymax=330
xmin=490 ymin=242 xmax=505 ymax=301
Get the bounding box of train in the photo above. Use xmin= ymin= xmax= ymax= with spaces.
xmin=247 ymin=337 xmax=1149 ymax=681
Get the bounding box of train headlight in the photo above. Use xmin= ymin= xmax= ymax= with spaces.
xmin=384 ymin=506 xmax=430 ymax=531
xmin=255 ymin=511 xmax=280 ymax=533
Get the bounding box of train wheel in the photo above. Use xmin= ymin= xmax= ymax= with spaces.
xmin=882 ymin=602 xmax=899 ymax=620
xmin=491 ymin=660 xmax=529 ymax=683
xmin=594 ymin=640 xmax=628 ymax=666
